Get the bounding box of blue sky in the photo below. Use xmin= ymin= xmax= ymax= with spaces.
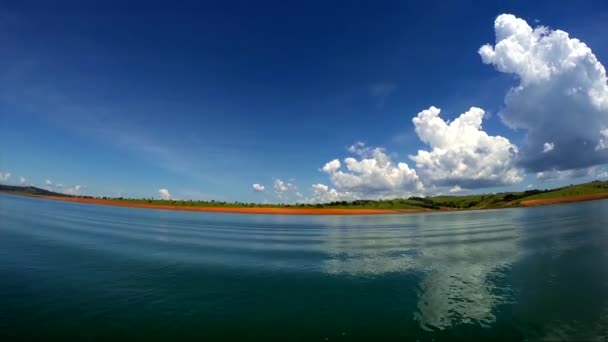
xmin=1 ymin=1 xmax=608 ymax=202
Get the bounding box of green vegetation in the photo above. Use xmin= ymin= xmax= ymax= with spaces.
xmin=2 ymin=180 xmax=608 ymax=211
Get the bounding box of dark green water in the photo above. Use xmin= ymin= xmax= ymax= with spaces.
xmin=1 ymin=194 xmax=608 ymax=341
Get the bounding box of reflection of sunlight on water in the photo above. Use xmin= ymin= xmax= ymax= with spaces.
xmin=319 ymin=211 xmax=522 ymax=330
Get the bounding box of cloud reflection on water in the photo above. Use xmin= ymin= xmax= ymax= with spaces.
xmin=318 ymin=211 xmax=522 ymax=330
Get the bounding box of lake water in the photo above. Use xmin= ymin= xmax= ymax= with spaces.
xmin=1 ymin=194 xmax=608 ymax=341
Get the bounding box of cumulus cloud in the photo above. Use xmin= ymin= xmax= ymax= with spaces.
xmin=410 ymin=106 xmax=522 ymax=188
xmin=252 ymin=183 xmax=265 ymax=192
xmin=321 ymin=159 xmax=341 ymax=173
xmin=479 ymin=14 xmax=608 ymax=172
xmin=19 ymin=177 xmax=26 ymax=184
xmin=273 ymin=179 xmax=289 ymax=194
xmin=273 ymin=179 xmax=301 ymax=200
xmin=311 ymin=183 xmax=356 ymax=203
xmin=321 ymin=143 xmax=423 ymax=198
xmin=543 ymin=142 xmax=555 ymax=153
xmin=159 ymin=188 xmax=171 ymax=200
xmin=45 ymin=179 xmax=53 ymax=185
xmin=0 ymin=172 xmax=10 ymax=182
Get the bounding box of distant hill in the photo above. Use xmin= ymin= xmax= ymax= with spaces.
xmin=0 ymin=184 xmax=71 ymax=197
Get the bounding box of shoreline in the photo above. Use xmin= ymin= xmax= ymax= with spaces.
xmin=33 ymin=195 xmax=431 ymax=215
xmin=4 ymin=192 xmax=608 ymax=215
xmin=519 ymin=193 xmax=608 ymax=206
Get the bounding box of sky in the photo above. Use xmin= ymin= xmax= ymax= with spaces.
xmin=1 ymin=0 xmax=608 ymax=203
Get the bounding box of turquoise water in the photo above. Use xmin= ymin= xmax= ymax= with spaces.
xmin=1 ymin=194 xmax=608 ymax=341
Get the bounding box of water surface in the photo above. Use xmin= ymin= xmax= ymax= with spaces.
xmin=1 ymin=194 xmax=608 ymax=341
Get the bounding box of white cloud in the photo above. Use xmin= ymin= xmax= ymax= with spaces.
xmin=410 ymin=106 xmax=522 ymax=188
xmin=449 ymin=185 xmax=463 ymax=193
xmin=19 ymin=177 xmax=26 ymax=184
xmin=311 ymin=183 xmax=356 ymax=203
xmin=321 ymin=143 xmax=423 ymax=198
xmin=252 ymin=183 xmax=265 ymax=192
xmin=479 ymin=14 xmax=608 ymax=172
xmin=321 ymin=159 xmax=341 ymax=173
xmin=45 ymin=179 xmax=53 ymax=185
xmin=527 ymin=184 xmax=534 ymax=189
xmin=273 ymin=179 xmax=289 ymax=194
xmin=0 ymin=172 xmax=10 ymax=182
xmin=543 ymin=142 xmax=555 ymax=153
xmin=269 ymin=179 xmax=302 ymax=202
xmin=596 ymin=129 xmax=608 ymax=151
xmin=63 ymin=185 xmax=83 ymax=196
xmin=536 ymin=167 xmax=596 ymax=181
xmin=159 ymin=188 xmax=171 ymax=200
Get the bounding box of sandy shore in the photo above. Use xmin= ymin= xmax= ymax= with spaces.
xmin=520 ymin=193 xmax=608 ymax=207
xmin=35 ymin=195 xmax=427 ymax=215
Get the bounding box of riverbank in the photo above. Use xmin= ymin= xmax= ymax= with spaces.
xmin=520 ymin=193 xmax=608 ymax=206
xmin=32 ymin=192 xmax=608 ymax=215
xmin=34 ymin=195 xmax=429 ymax=215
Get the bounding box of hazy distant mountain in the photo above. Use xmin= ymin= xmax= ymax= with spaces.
xmin=0 ymin=184 xmax=71 ymax=197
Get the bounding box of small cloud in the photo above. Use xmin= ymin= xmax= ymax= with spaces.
xmin=0 ymin=172 xmax=10 ymax=182
xmin=449 ymin=185 xmax=464 ymax=193
xmin=252 ymin=183 xmax=265 ymax=192
xmin=527 ymin=184 xmax=534 ymax=189
xmin=19 ymin=177 xmax=26 ymax=184
xmin=63 ymin=185 xmax=83 ymax=196
xmin=45 ymin=179 xmax=53 ymax=185
xmin=273 ymin=179 xmax=289 ymax=195
xmin=542 ymin=142 xmax=555 ymax=153
xmin=159 ymin=188 xmax=171 ymax=200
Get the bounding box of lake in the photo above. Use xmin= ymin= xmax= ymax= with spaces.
xmin=1 ymin=193 xmax=608 ymax=341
